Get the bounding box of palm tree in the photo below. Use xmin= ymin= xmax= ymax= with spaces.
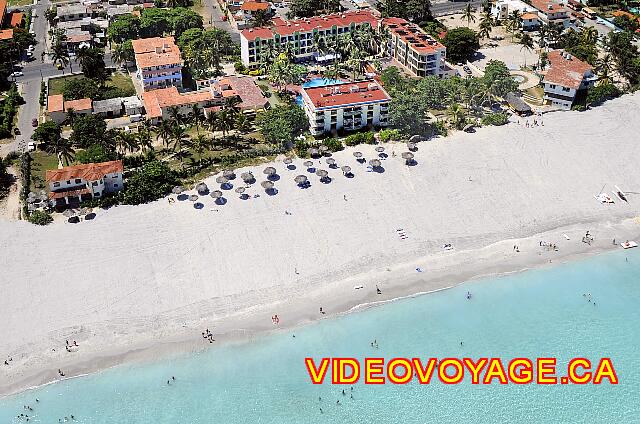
xmin=75 ymin=47 xmax=92 ymax=72
xmin=167 ymin=106 xmax=185 ymax=126
xmin=65 ymin=108 xmax=76 ymax=126
xmin=462 ymin=4 xmax=476 ymax=27
xmin=580 ymin=26 xmax=599 ymax=46
xmin=217 ymin=109 xmax=235 ymax=145
xmin=155 ymin=120 xmax=173 ymax=148
xmin=478 ymin=13 xmax=494 ymax=41
xmin=447 ymin=103 xmax=466 ymax=130
xmin=517 ymin=32 xmax=535 ymax=67
xmin=595 ymin=54 xmax=615 ymax=85
xmin=51 ymin=43 xmax=70 ymax=72
xmin=188 ymin=134 xmax=210 ymax=162
xmin=136 ymin=124 xmax=153 ymax=153
xmin=44 ymin=136 xmax=75 ymax=166
xmin=252 ymin=9 xmax=271 ymax=27
xmin=506 ymin=10 xmax=522 ymax=41
xmin=170 ymin=124 xmax=190 ymax=161
xmin=235 ymin=112 xmax=252 ymax=134
xmin=190 ymin=104 xmax=203 ymax=134
xmin=205 ymin=111 xmax=219 ymax=146
xmin=115 ymin=130 xmax=139 ymax=155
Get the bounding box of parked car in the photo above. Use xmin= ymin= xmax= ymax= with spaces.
xmin=10 ymin=71 xmax=24 ymax=77
xmin=28 ymin=142 xmax=36 ymax=152
xmin=463 ymin=65 xmax=472 ymax=75
xmin=32 ymin=118 xmax=39 ymax=127
xmin=14 ymin=127 xmax=20 ymax=135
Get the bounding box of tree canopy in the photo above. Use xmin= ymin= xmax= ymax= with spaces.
xmin=120 ymin=160 xmax=179 ymax=205
xmin=442 ymin=27 xmax=480 ymax=63
xmin=176 ymin=27 xmax=234 ymax=78
xmin=70 ymin=115 xmax=108 ymax=148
xmin=256 ymin=105 xmax=309 ymax=147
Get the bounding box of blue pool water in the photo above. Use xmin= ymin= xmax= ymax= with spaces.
xmin=296 ymin=78 xmax=343 ymax=105
xmin=1 ymin=250 xmax=639 ymax=423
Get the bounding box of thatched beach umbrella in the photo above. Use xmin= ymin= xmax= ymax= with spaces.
xmin=189 ymin=194 xmax=199 ymax=201
xmin=63 ymin=209 xmax=75 ymax=218
xmin=341 ymin=165 xmax=351 ymax=174
xmin=261 ymin=180 xmax=274 ymax=189
xmin=401 ymin=152 xmax=414 ymax=160
xmin=172 ymin=186 xmax=185 ymax=194
xmin=407 ymin=142 xmax=417 ymax=152
xmin=303 ymin=160 xmax=314 ymax=168
xmin=216 ymin=176 xmax=228 ymax=184
xmin=196 ymin=182 xmax=209 ymax=195
xmin=294 ymin=175 xmax=308 ymax=185
xmin=241 ymin=172 xmax=255 ymax=183
xmin=308 ymin=148 xmax=320 ymax=157
xmin=223 ymin=169 xmax=235 ymax=179
xmin=369 ymin=159 xmax=382 ymax=168
xmin=210 ymin=190 xmax=223 ymax=199
xmin=375 ymin=146 xmax=385 ymax=153
xmin=263 ymin=166 xmax=277 ymax=176
xmin=353 ymin=151 xmax=363 ymax=158
xmin=283 ymin=157 xmax=293 ymax=165
xmin=235 ymin=187 xmax=245 ymax=194
xmin=326 ymin=158 xmax=336 ymax=166
xmin=315 ymin=169 xmax=328 ymax=177
xmin=319 ymin=145 xmax=328 ymax=153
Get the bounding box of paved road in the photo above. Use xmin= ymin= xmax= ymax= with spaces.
xmin=432 ymin=0 xmax=484 ymax=17
xmin=2 ymin=0 xmax=117 ymax=157
xmin=200 ymin=0 xmax=240 ymax=43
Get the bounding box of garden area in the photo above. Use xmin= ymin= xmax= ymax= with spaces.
xmin=47 ymin=72 xmax=136 ymax=100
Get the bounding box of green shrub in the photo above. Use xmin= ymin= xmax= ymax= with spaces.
xmin=433 ymin=121 xmax=448 ymax=136
xmin=234 ymin=61 xmax=248 ymax=74
xmin=120 ymin=160 xmax=178 ymax=205
xmin=322 ymin=138 xmax=343 ymax=152
xmin=28 ymin=210 xmax=53 ymax=225
xmin=481 ymin=112 xmax=510 ymax=126
xmin=39 ymin=81 xmax=46 ymax=106
xmin=586 ymin=83 xmax=621 ymax=106
xmin=294 ymin=139 xmax=308 ymax=157
xmin=344 ymin=131 xmax=375 ymax=146
xmin=378 ymin=128 xmax=401 ymax=142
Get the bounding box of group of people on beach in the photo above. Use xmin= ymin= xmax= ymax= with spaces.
xmin=271 ymin=315 xmax=280 ymax=325
xmin=539 ymin=241 xmax=558 ymax=251
xmin=4 ymin=356 xmax=12 ymax=366
xmin=202 ymin=329 xmax=214 ymax=343
xmin=65 ymin=340 xmax=79 ymax=353
xmin=518 ymin=112 xmax=545 ymax=128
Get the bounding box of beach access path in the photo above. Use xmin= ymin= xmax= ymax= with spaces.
xmin=1 ymin=93 xmax=640 ymax=396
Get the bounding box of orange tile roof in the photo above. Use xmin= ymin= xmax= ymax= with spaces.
xmin=0 ymin=0 xmax=6 ymax=26
xmin=0 ymin=29 xmax=13 ymax=40
xmin=241 ymin=1 xmax=270 ymax=11
xmin=612 ymin=10 xmax=640 ymax=22
xmin=49 ymin=187 xmax=91 ymax=200
xmin=46 ymin=160 xmax=123 ymax=183
xmin=521 ymin=12 xmax=539 ymax=20
xmin=241 ymin=10 xmax=379 ymax=41
xmin=531 ymin=0 xmax=567 ymax=15
xmin=132 ymin=36 xmax=182 ymax=69
xmin=543 ymin=50 xmax=593 ymax=89
xmin=64 ymin=98 xmax=92 ymax=112
xmin=302 ymin=80 xmax=391 ymax=109
xmin=67 ymin=34 xmax=92 ymax=43
xmin=383 ymin=17 xmax=445 ymax=54
xmin=47 ymin=95 xmax=64 ymax=113
xmin=224 ymin=75 xmax=267 ymax=110
xmin=9 ymin=12 xmax=24 ymax=27
xmin=142 ymin=87 xmax=215 ymax=118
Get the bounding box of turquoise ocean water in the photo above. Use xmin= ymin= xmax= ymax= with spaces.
xmin=1 ymin=250 xmax=639 ymax=423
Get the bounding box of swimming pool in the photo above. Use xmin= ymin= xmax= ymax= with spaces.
xmin=296 ymin=78 xmax=343 ymax=105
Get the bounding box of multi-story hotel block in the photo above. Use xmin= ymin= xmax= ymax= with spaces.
xmin=383 ymin=17 xmax=450 ymax=78
xmin=132 ymin=36 xmax=183 ymax=91
xmin=300 ymin=80 xmax=391 ymax=136
xmin=240 ymin=10 xmax=380 ymax=69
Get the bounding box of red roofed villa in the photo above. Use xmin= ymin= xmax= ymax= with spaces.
xmin=132 ymin=36 xmax=183 ymax=91
xmin=47 ymin=94 xmax=92 ymax=124
xmin=543 ymin=50 xmax=596 ymax=110
xmin=300 ymin=80 xmax=391 ymax=135
xmin=46 ymin=161 xmax=124 ymax=207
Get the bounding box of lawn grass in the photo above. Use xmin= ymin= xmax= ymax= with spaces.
xmin=29 ymin=151 xmax=60 ymax=193
xmin=47 ymin=72 xmax=135 ymax=97
xmin=8 ymin=0 xmax=33 ymax=6
xmin=525 ymin=86 xmax=544 ymax=100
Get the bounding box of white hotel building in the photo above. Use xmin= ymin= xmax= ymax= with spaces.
xmin=46 ymin=161 xmax=124 ymax=207
xmin=240 ymin=10 xmax=379 ymax=69
xmin=543 ymin=50 xmax=596 ymax=110
xmin=300 ymin=80 xmax=391 ymax=136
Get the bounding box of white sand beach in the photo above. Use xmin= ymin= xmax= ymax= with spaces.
xmin=1 ymin=93 xmax=640 ymax=396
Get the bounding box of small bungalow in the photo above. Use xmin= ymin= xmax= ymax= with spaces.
xmin=504 ymin=92 xmax=532 ymax=116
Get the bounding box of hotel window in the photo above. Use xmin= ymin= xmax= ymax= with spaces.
xmin=66 ymin=180 xmax=71 ymax=184
xmin=562 ymin=87 xmax=570 ymax=92
xmin=53 ymin=182 xmax=60 ymax=188
xmin=75 ymin=178 xmax=81 ymax=183
xmin=549 ymin=84 xmax=556 ymax=89
xmin=114 ymin=184 xmax=119 ymax=188
xmin=92 ymin=181 xmax=98 ymax=187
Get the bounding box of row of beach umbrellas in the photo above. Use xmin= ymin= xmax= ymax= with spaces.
xmin=174 ymin=142 xmax=420 ymax=204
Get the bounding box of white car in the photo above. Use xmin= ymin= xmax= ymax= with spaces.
xmin=27 ymin=142 xmax=36 ymax=152
xmin=10 ymin=71 xmax=24 ymax=77
xmin=28 ymin=45 xmax=35 ymax=52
